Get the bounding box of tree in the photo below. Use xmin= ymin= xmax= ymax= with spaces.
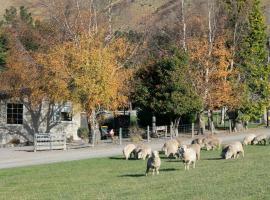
xmin=35 ymin=32 xmax=133 ymax=143
xmin=0 ymin=7 xmax=69 ymax=140
xmin=132 ymin=49 xmax=202 ymax=130
xmin=237 ymin=0 xmax=270 ymax=121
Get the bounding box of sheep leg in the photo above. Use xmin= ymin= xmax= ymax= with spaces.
xmin=156 ymin=167 xmax=159 ymax=175
xmin=145 ymin=167 xmax=150 ymax=176
xmin=192 ymin=161 xmax=196 ymax=169
xmin=152 ymin=168 xmax=155 ymax=176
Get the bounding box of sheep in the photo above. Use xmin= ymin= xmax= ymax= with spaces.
xmin=252 ymin=134 xmax=268 ymax=145
xmin=178 ymin=145 xmax=197 ymax=170
xmin=191 ymin=137 xmax=204 ymax=147
xmin=162 ymin=139 xmax=180 ymax=158
xmin=242 ymin=134 xmax=256 ymax=145
xmin=123 ymin=144 xmax=136 ymax=160
xmin=187 ymin=144 xmax=201 ymax=160
xmin=204 ymin=136 xmax=221 ymax=151
xmin=221 ymin=141 xmax=244 ymax=159
xmin=137 ymin=145 xmax=152 ymax=160
xmin=145 ymin=151 xmax=161 ymax=176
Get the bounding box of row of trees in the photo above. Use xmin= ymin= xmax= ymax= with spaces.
xmin=132 ymin=0 xmax=270 ymax=130
xmin=0 ymin=0 xmax=269 ymax=141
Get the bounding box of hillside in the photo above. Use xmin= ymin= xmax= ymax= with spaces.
xmin=0 ymin=0 xmax=269 ymax=32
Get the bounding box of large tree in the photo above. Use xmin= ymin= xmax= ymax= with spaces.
xmin=132 ymin=49 xmax=202 ymax=130
xmin=237 ymin=0 xmax=270 ymax=121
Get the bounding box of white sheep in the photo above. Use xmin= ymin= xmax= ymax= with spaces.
xmin=145 ymin=151 xmax=161 ymax=176
xmin=137 ymin=145 xmax=152 ymax=160
xmin=188 ymin=144 xmax=201 ymax=160
xmin=178 ymin=145 xmax=197 ymax=170
xmin=252 ymin=134 xmax=268 ymax=145
xmin=191 ymin=137 xmax=204 ymax=148
xmin=123 ymin=144 xmax=136 ymax=160
xmin=162 ymin=139 xmax=179 ymax=158
xmin=204 ymin=136 xmax=221 ymax=151
xmin=242 ymin=134 xmax=256 ymax=145
xmin=221 ymin=141 xmax=244 ymax=159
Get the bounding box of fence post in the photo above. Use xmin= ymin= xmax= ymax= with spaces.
xmin=152 ymin=116 xmax=156 ymax=136
xmin=49 ymin=134 xmax=52 ymax=151
xmin=229 ymin=120 xmax=232 ymax=133
xmin=192 ymin=123 xmax=195 ymax=138
xmin=119 ymin=128 xmax=122 ymax=145
xmin=147 ymin=126 xmax=150 ymax=142
xmin=165 ymin=126 xmax=168 ymax=138
xmin=92 ymin=129 xmax=95 ymax=147
xmin=63 ymin=133 xmax=67 ymax=150
xmin=34 ymin=134 xmax=37 ymax=152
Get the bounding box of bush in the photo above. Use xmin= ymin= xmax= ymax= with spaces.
xmin=77 ymin=128 xmax=89 ymax=140
xmin=8 ymin=138 xmax=20 ymax=145
xmin=129 ymin=126 xmax=145 ymax=142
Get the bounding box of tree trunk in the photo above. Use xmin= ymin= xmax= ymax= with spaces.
xmin=220 ymin=107 xmax=226 ymax=125
xmin=87 ymin=109 xmax=101 ymax=145
xmin=207 ymin=110 xmax=215 ymax=133
xmin=174 ymin=117 xmax=181 ymax=137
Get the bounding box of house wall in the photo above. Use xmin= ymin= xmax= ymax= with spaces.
xmin=0 ymin=100 xmax=81 ymax=145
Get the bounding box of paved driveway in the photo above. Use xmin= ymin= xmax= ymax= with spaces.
xmin=0 ymin=128 xmax=269 ymax=169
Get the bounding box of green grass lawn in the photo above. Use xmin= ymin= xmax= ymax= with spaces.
xmin=0 ymin=146 xmax=270 ymax=200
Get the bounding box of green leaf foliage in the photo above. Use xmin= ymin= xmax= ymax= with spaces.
xmin=132 ymin=49 xmax=202 ymax=120
xmin=238 ymin=0 xmax=270 ymax=120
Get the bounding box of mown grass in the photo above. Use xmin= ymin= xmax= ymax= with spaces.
xmin=0 ymin=145 xmax=270 ymax=200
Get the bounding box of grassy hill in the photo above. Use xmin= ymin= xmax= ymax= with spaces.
xmin=0 ymin=0 xmax=269 ymax=32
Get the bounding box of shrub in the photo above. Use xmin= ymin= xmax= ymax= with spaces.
xmin=77 ymin=128 xmax=89 ymax=140
xmin=8 ymin=138 xmax=20 ymax=145
xmin=129 ymin=126 xmax=145 ymax=142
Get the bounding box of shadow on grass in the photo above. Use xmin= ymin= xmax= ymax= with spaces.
xmin=203 ymin=157 xmax=223 ymax=161
xmin=159 ymin=168 xmax=178 ymax=172
xmin=119 ymin=174 xmax=145 ymax=177
xmin=109 ymin=157 xmax=138 ymax=161
xmin=119 ymin=168 xmax=178 ymax=178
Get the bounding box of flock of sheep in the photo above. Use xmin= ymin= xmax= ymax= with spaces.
xmin=122 ymin=133 xmax=269 ymax=176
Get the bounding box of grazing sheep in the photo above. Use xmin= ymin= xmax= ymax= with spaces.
xmin=221 ymin=141 xmax=244 ymax=159
xmin=187 ymin=144 xmax=201 ymax=160
xmin=242 ymin=134 xmax=256 ymax=145
xmin=174 ymin=137 xmax=183 ymax=146
xmin=191 ymin=137 xmax=204 ymax=147
xmin=123 ymin=144 xmax=136 ymax=160
xmin=204 ymin=136 xmax=221 ymax=151
xmin=162 ymin=139 xmax=179 ymax=158
xmin=137 ymin=145 xmax=152 ymax=160
xmin=252 ymin=134 xmax=268 ymax=145
xmin=178 ymin=145 xmax=197 ymax=170
xmin=145 ymin=151 xmax=161 ymax=176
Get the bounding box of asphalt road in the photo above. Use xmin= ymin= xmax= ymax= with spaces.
xmin=0 ymin=128 xmax=269 ymax=169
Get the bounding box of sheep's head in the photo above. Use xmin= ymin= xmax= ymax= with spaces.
xmin=178 ymin=145 xmax=187 ymax=157
xmin=224 ymin=146 xmax=233 ymax=159
xmin=137 ymin=150 xmax=143 ymax=159
xmin=252 ymin=139 xmax=258 ymax=145
xmin=152 ymin=151 xmax=159 ymax=158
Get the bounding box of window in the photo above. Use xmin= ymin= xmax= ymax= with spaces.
xmin=54 ymin=103 xmax=72 ymax=122
xmin=7 ymin=103 xmax=23 ymax=124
